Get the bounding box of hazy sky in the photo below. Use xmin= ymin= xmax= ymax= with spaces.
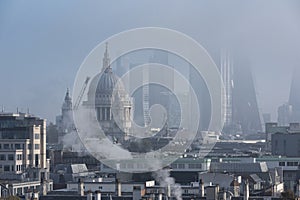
xmin=0 ymin=0 xmax=300 ymax=122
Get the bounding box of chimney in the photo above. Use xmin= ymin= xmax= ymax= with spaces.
xmin=167 ymin=184 xmax=171 ymax=198
xmin=244 ymin=180 xmax=249 ymax=200
xmin=116 ymin=179 xmax=122 ymax=197
xmin=158 ymin=192 xmax=163 ymax=200
xmin=41 ymin=181 xmax=47 ymax=196
xmin=232 ymin=177 xmax=240 ymax=197
xmin=206 ymin=185 xmax=219 ymax=200
xmin=25 ymin=189 xmax=32 ymax=200
xmin=32 ymin=189 xmax=39 ymax=200
xmin=133 ymin=186 xmax=142 ymax=200
xmin=87 ymin=190 xmax=93 ymax=200
xmin=219 ymin=188 xmax=226 ymax=200
xmin=78 ymin=179 xmax=84 ymax=196
xmin=95 ymin=190 xmax=101 ymax=200
xmin=199 ymin=179 xmax=205 ymax=197
xmin=296 ymin=180 xmax=300 ymax=198
xmin=150 ymin=193 xmax=155 ymax=200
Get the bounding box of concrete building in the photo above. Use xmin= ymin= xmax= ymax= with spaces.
xmin=0 ymin=112 xmax=52 ymax=197
xmin=271 ymin=131 xmax=300 ymax=157
xmin=209 ymin=162 xmax=269 ymax=174
xmin=265 ymin=123 xmax=289 ymax=151
xmin=51 ymin=164 xmax=95 ymax=186
xmin=277 ymin=104 xmax=293 ymax=126
xmin=218 ymin=156 xmax=300 ymax=193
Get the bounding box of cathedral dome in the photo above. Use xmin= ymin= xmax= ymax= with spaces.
xmin=87 ymin=67 xmax=125 ymax=101
xmin=83 ymin=43 xmax=132 ymax=137
xmin=96 ymin=67 xmax=121 ymax=95
xmin=86 ymin=43 xmax=126 ymax=103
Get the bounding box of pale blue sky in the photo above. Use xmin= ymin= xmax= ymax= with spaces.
xmin=0 ymin=0 xmax=300 ymax=122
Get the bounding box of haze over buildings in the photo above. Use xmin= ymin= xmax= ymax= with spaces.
xmin=1 ymin=1 xmax=300 ymax=199
xmin=1 ymin=1 xmax=300 ymax=122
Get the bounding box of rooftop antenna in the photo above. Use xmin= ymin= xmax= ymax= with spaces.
xmin=27 ymin=108 xmax=30 ymax=114
xmin=1 ymin=105 xmax=4 ymax=112
xmin=17 ymin=107 xmax=19 ymax=113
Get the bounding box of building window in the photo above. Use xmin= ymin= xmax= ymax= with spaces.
xmin=287 ymin=162 xmax=298 ymax=166
xmin=127 ymin=163 xmax=134 ymax=169
xmin=8 ymin=154 xmax=14 ymax=161
xmin=279 ymin=162 xmax=285 ymax=166
xmin=0 ymin=155 xmax=6 ymax=160
xmin=35 ymin=154 xmax=39 ymax=167
xmin=3 ymin=144 xmax=9 ymax=149
xmin=17 ymin=154 xmax=22 ymax=160
xmin=188 ymin=163 xmax=202 ymax=169
xmin=15 ymin=144 xmax=21 ymax=149
xmin=171 ymin=164 xmax=177 ymax=169
xmin=34 ymin=133 xmax=40 ymax=139
xmin=4 ymin=165 xmax=10 ymax=172
xmin=28 ymin=144 xmax=32 ymax=150
xmin=178 ymin=163 xmax=185 ymax=169
xmin=35 ymin=144 xmax=40 ymax=149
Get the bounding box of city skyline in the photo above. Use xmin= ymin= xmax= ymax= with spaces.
xmin=1 ymin=1 xmax=300 ymax=122
xmin=1 ymin=2 xmax=300 ymax=199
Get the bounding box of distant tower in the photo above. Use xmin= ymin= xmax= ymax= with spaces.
xmin=231 ymin=59 xmax=262 ymax=134
xmin=289 ymin=67 xmax=300 ymax=122
xmin=277 ymin=103 xmax=293 ymax=126
xmin=148 ymin=50 xmax=175 ymax=128
xmin=62 ymin=88 xmax=73 ymax=120
xmin=189 ymin=64 xmax=211 ymax=131
xmin=221 ymin=50 xmax=233 ymax=127
xmin=143 ymin=66 xmax=151 ymax=127
xmin=56 ymin=88 xmax=75 ymax=144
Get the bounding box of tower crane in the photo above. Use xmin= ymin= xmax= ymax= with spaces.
xmin=73 ymin=77 xmax=90 ymax=110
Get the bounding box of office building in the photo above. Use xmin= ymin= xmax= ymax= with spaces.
xmin=277 ymin=103 xmax=293 ymax=126
xmin=0 ymin=112 xmax=52 ymax=197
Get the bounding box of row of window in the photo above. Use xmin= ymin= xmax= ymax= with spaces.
xmin=171 ymin=163 xmax=202 ymax=169
xmin=0 ymin=164 xmax=24 ymax=172
xmin=279 ymin=161 xmax=299 ymax=166
xmin=0 ymin=143 xmax=40 ymax=150
xmin=0 ymin=154 xmax=15 ymax=161
xmin=0 ymin=164 xmax=13 ymax=172
xmin=0 ymin=143 xmax=24 ymax=150
xmin=0 ymin=153 xmax=41 ymax=161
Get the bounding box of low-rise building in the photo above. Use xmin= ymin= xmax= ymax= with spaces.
xmin=0 ymin=112 xmax=53 ymax=198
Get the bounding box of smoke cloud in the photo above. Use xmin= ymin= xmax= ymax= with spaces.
xmin=153 ymin=168 xmax=182 ymax=200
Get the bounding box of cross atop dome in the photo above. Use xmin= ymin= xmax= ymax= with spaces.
xmin=102 ymin=42 xmax=111 ymax=72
